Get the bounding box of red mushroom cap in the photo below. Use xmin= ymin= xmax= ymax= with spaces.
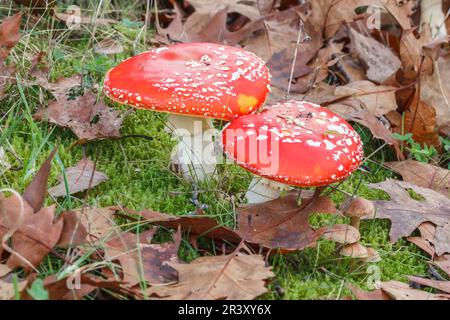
xmin=103 ymin=43 xmax=270 ymax=121
xmin=221 ymin=100 xmax=364 ymax=186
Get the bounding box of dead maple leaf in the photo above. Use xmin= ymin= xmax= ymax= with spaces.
xmin=420 ymin=55 xmax=450 ymax=127
xmin=385 ymin=160 xmax=450 ymax=197
xmin=104 ymin=228 xmax=180 ymax=286
xmin=367 ymin=179 xmax=450 ymax=255
xmin=34 ymin=91 xmax=124 ymax=141
xmin=0 ymin=13 xmax=21 ymax=100
xmin=30 ymin=67 xmax=82 ymax=101
xmin=237 ymin=193 xmax=339 ymax=251
xmin=73 ymin=206 xmax=120 ymax=243
xmin=0 ymin=273 xmax=27 ymax=300
xmin=148 ymin=247 xmax=274 ymax=300
xmin=56 ymin=210 xmax=88 ymax=247
xmin=348 ymin=27 xmax=401 ymax=83
xmin=6 ymin=205 xmax=63 ymax=271
xmin=408 ymin=276 xmax=450 ymax=294
xmin=0 ymin=13 xmax=21 ymax=60
xmin=48 ymin=158 xmax=108 ymax=197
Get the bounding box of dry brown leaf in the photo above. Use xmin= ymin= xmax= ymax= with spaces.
xmin=0 ymin=273 xmax=27 ymax=300
xmin=74 ymin=207 xmax=119 ymax=242
xmin=22 ymin=147 xmax=57 ymax=213
xmin=321 ymin=224 xmax=360 ymax=244
xmin=367 ymin=179 xmax=450 ymax=255
xmin=348 ymin=27 xmax=401 ymax=83
xmin=420 ymin=55 xmax=450 ymax=126
xmin=94 ymin=38 xmax=124 ymax=55
xmin=30 ymin=64 xmax=82 ymax=101
xmin=148 ymin=250 xmax=274 ymax=300
xmin=6 ymin=205 xmax=63 ymax=271
xmin=48 ymin=158 xmax=108 ymax=197
xmin=399 ymin=28 xmax=433 ymax=81
xmin=308 ymin=0 xmax=382 ymax=40
xmin=133 ymin=209 xmax=241 ymax=244
xmin=380 ymin=280 xmax=450 ymax=300
xmin=0 ymin=264 xmax=10 ymax=277
xmin=403 ymin=96 xmax=440 ymax=148
xmin=385 ymin=160 xmax=450 ymax=197
xmin=237 ymin=193 xmax=339 ymax=251
xmin=104 ymin=228 xmax=181 ymax=286
xmin=346 ymin=283 xmax=391 ymax=300
xmin=435 ymin=255 xmax=450 ymax=277
xmin=0 ymin=13 xmax=22 ymax=60
xmin=332 ymin=80 xmax=398 ymax=117
xmin=54 ymin=7 xmax=117 ymax=26
xmin=347 ymin=110 xmax=404 ymax=159
xmin=34 ymin=91 xmax=124 ymax=141
xmin=56 ymin=210 xmax=88 ymax=247
xmin=408 ymin=276 xmax=450 ymax=294
xmin=183 ymin=0 xmax=260 ymax=35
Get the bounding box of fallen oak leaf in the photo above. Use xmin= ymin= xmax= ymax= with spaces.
xmin=435 ymin=255 xmax=450 ymax=278
xmin=331 ymin=80 xmax=398 ymax=117
xmin=385 ymin=160 xmax=450 ymax=198
xmin=366 ymin=179 xmax=450 ymax=256
xmin=421 ymin=55 xmax=450 ymax=127
xmin=148 ymin=246 xmax=274 ymax=300
xmin=348 ymin=27 xmax=401 ymax=83
xmin=48 ymin=158 xmax=108 ymax=197
xmin=34 ymin=91 xmax=124 ymax=141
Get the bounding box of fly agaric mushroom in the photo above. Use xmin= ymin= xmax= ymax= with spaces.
xmin=221 ymin=100 xmax=364 ymax=203
xmin=103 ymin=43 xmax=270 ymax=181
xmin=344 ymin=197 xmax=375 ymax=230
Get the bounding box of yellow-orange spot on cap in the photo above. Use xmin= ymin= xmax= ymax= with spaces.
xmin=237 ymin=94 xmax=258 ymax=114
xmin=314 ymin=164 xmax=322 ymax=176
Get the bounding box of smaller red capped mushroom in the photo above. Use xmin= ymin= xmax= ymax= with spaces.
xmin=103 ymin=43 xmax=270 ymax=181
xmin=221 ymin=100 xmax=364 ymax=203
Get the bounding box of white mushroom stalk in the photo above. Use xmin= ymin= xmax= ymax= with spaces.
xmin=245 ymin=177 xmax=289 ymax=204
xmin=166 ymin=114 xmax=218 ymax=181
xmin=421 ymin=0 xmax=448 ymax=40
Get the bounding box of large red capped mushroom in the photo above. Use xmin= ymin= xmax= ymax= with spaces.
xmin=221 ymin=100 xmax=364 ymax=203
xmin=103 ymin=43 xmax=270 ymax=181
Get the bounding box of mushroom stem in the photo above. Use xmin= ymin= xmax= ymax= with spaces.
xmin=245 ymin=177 xmax=289 ymax=204
xmin=350 ymin=217 xmax=361 ymax=230
xmin=166 ymin=114 xmax=218 ymax=181
xmin=421 ymin=0 xmax=448 ymax=40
